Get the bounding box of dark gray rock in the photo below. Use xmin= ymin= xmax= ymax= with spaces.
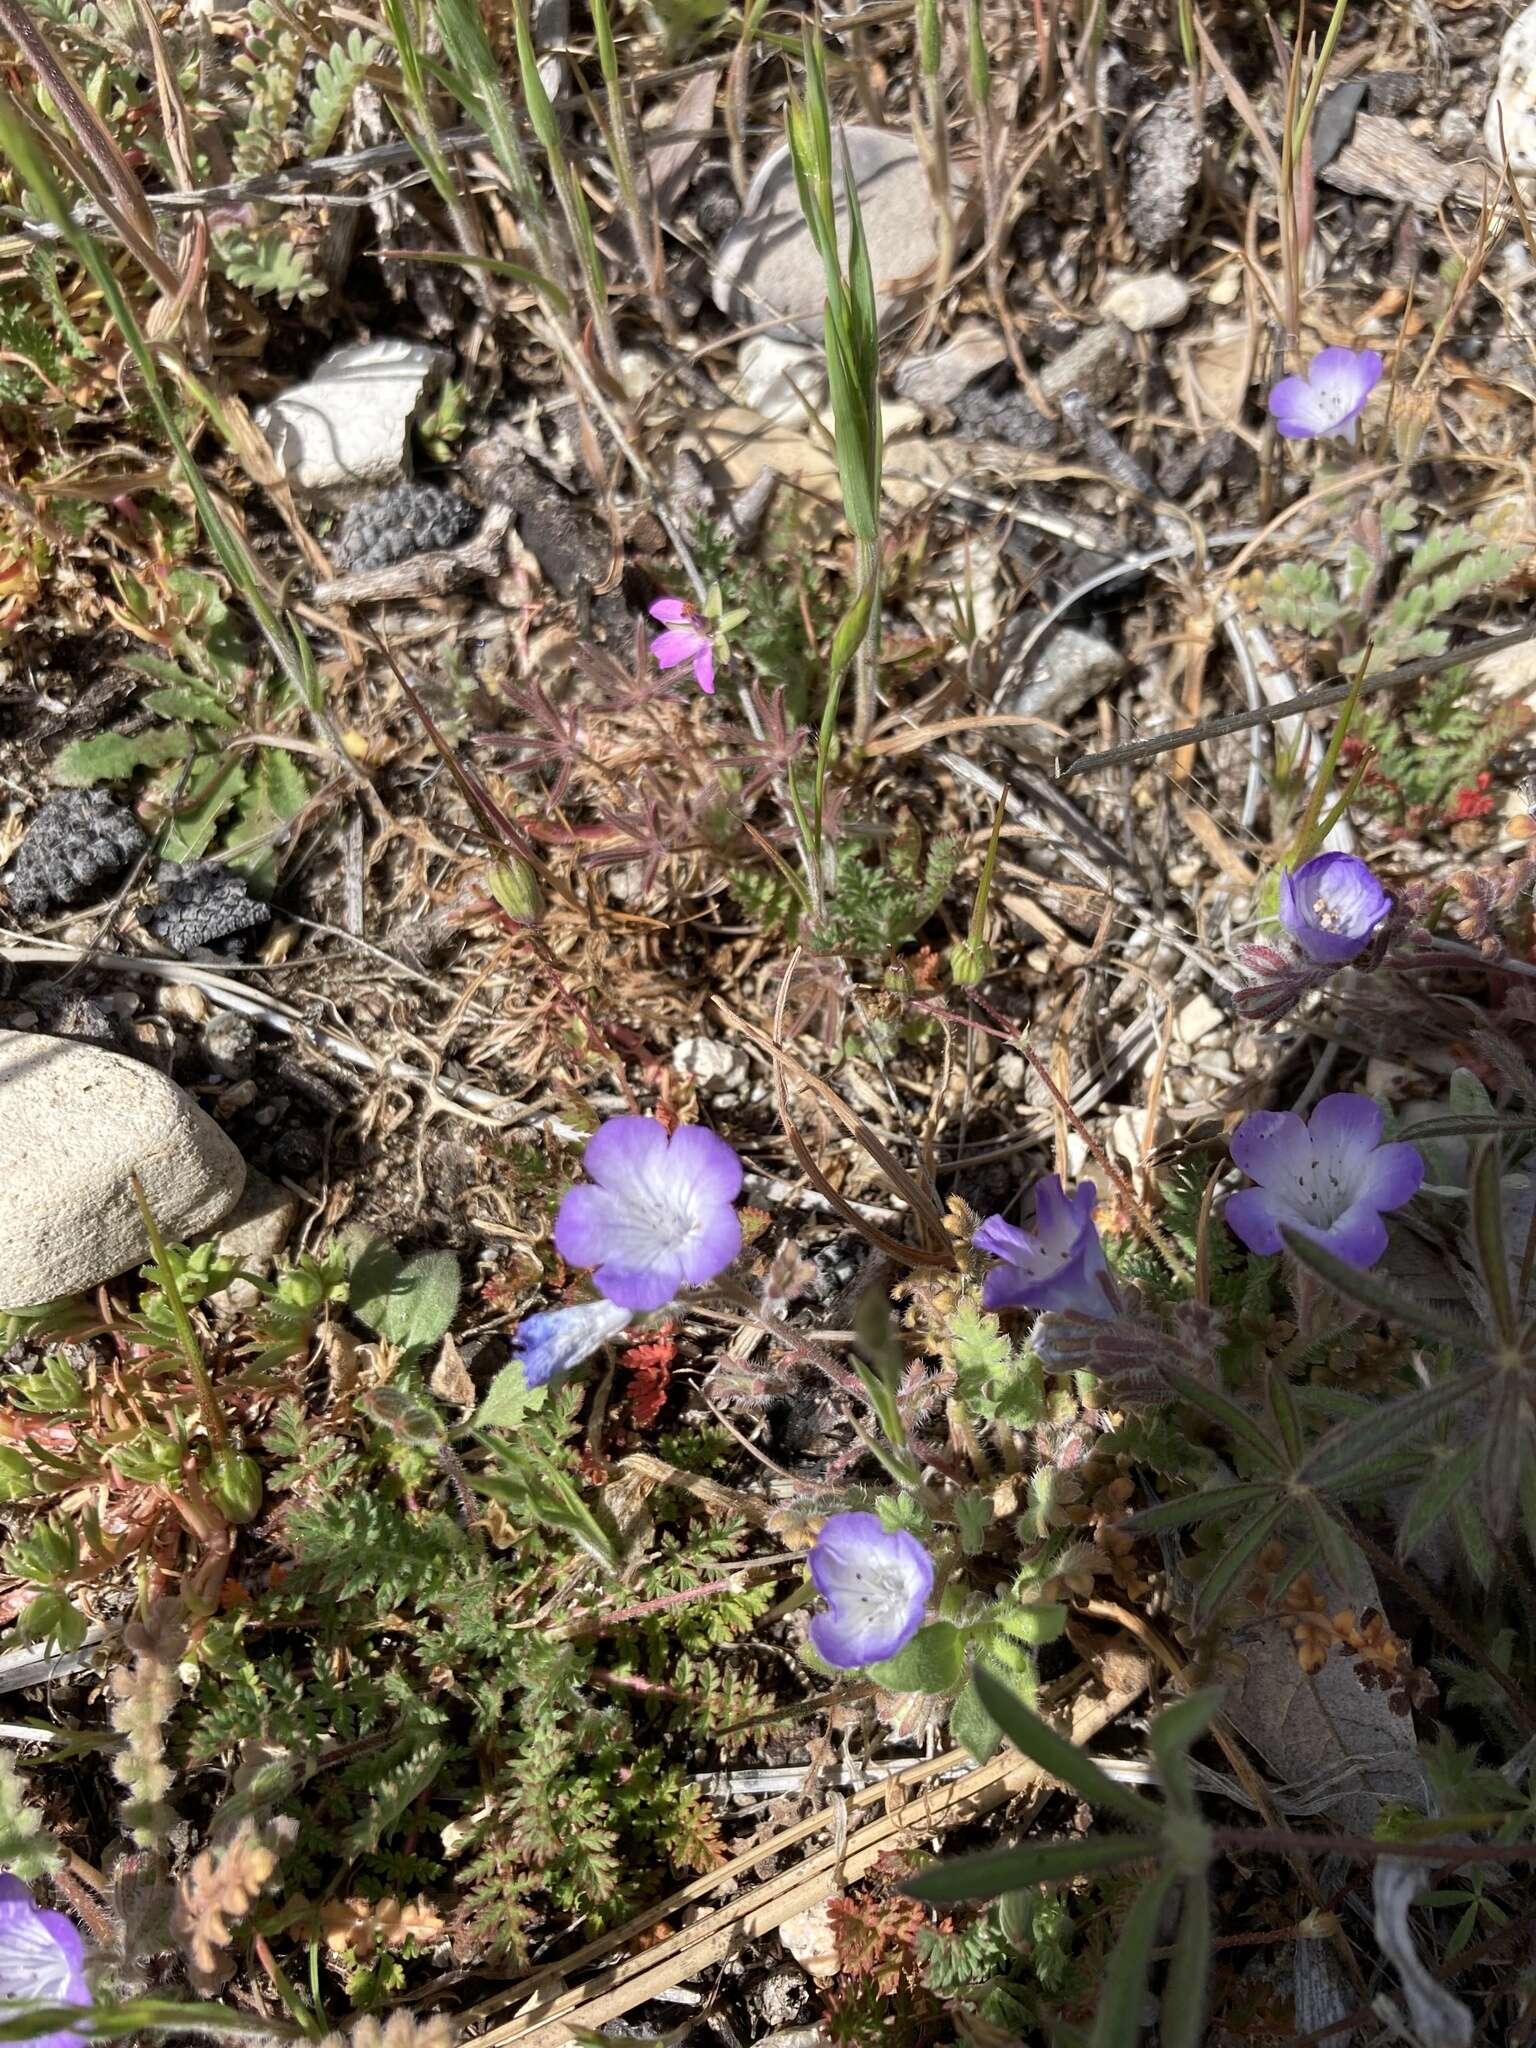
xmin=1126 ymin=98 xmax=1203 ymax=253
xmin=2 ymin=790 xmax=146 ymax=917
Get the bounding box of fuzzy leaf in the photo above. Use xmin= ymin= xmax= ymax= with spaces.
xmin=868 ymin=1622 xmax=963 ymax=1695
xmin=949 ymin=1676 xmax=1002 ymax=1764
xmin=0 ymin=1751 xmax=59 ymax=1879
xmin=970 ymin=1666 xmax=1162 ymax=1826
xmin=350 ymin=1242 xmax=460 ymax=1359
xmin=1092 ymin=1871 xmax=1176 ymax=2048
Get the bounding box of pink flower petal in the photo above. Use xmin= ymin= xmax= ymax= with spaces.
xmin=692 ymin=643 xmax=716 ymax=694
xmin=651 ymin=626 xmax=706 ymax=670
xmin=649 ymin=596 xmax=691 ymax=625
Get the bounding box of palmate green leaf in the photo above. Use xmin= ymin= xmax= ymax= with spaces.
xmin=1159 ymin=1877 xmax=1212 ymax=2048
xmin=970 ymin=1666 xmax=1162 ymax=1826
xmin=1300 ymin=1367 xmax=1494 ymax=1493
xmin=1147 ymin=1690 xmax=1223 ymax=1811
xmin=1191 ymin=1501 xmax=1291 ymax=1625
xmin=1520 ymin=1443 xmax=1536 ymax=1561
xmin=1279 ymin=1228 xmax=1477 ymax=1347
xmin=1266 ymin=1365 xmax=1303 ymax=1464
xmin=1469 ymin=1140 xmax=1517 ymax=1344
xmin=905 ymin=1832 xmax=1153 ymax=1904
xmin=1303 ymin=1499 xmax=1363 ymax=1593
xmin=1160 ymin=1367 xmax=1283 ymax=1472
xmin=1090 ymin=1870 xmax=1176 ymax=2048
xmin=1126 ymin=1481 xmax=1272 ymax=1536
xmin=1397 ymin=1444 xmax=1480 ymax=1558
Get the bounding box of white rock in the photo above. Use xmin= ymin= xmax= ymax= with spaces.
xmin=1176 ymin=991 xmax=1223 ymax=1047
xmin=713 ymin=129 xmax=944 ymax=341
xmin=0 ymin=1031 xmax=245 ymax=1307
xmin=210 ymin=1171 xmax=299 ymax=1313
xmin=216 ymin=1170 xmax=298 ymax=1269
xmin=893 ymin=322 xmax=1009 ymax=408
xmin=672 ymin=1036 xmax=751 ymax=1094
xmin=778 ymin=1899 xmax=839 ymax=1981
xmin=257 ymin=338 xmax=450 ymax=497
xmin=1099 ymin=271 xmax=1191 ymax=332
xmin=1486 ymin=2 xmax=1536 ymax=174
xmin=731 ymin=334 xmax=827 ymax=426
xmin=1002 ymin=626 xmax=1127 ymax=723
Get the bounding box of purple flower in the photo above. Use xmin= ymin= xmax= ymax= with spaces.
xmin=974 ymin=1178 xmax=1118 ymax=1321
xmin=0 ymin=1875 xmax=90 ymax=2048
xmin=649 ymin=597 xmax=716 ymax=695
xmin=1278 ymin=853 xmax=1391 ymax=965
xmin=554 ymin=1117 xmax=743 ymax=1313
xmin=515 ymin=1297 xmax=632 ymax=1389
xmin=807 ymin=1512 xmax=934 ymax=1669
xmin=1267 ymin=347 xmax=1383 ymax=444
xmin=1225 ymin=1093 xmax=1424 ymax=1269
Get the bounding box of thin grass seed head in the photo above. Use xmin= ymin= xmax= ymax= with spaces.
xmin=807 ymin=1511 xmax=934 ymax=1668
xmin=1267 ymin=346 xmax=1383 ymax=444
xmin=553 ymin=1116 xmax=744 ymax=1313
xmin=1278 ymin=851 xmax=1391 ymax=965
xmin=1224 ymin=1094 xmax=1424 ymax=1268
xmin=973 ymin=1178 xmax=1119 ymax=1321
xmin=0 ymin=1876 xmax=90 ymax=2048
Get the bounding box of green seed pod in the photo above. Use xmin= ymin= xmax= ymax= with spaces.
xmin=206 ymin=1448 xmax=263 ymax=1526
xmin=488 ymin=857 xmax=544 ymax=925
xmin=948 ymin=936 xmax=994 ymax=987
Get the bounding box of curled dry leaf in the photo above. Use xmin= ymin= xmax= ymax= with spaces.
xmin=171 ymin=1821 xmax=281 ymax=1992
xmin=320 ymin=1893 xmax=446 ymax=1960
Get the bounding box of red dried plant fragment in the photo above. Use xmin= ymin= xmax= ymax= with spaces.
xmin=621 ymin=1328 xmax=676 ymax=1429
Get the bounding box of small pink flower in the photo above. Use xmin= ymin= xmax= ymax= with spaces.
xmin=1267 ymin=347 xmax=1383 ymax=444
xmin=649 ymin=596 xmax=716 ymax=695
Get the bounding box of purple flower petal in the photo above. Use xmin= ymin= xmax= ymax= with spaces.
xmin=1306 ymin=1091 xmax=1385 ymax=1174
xmin=1224 ymin=1186 xmax=1286 ymax=1256
xmin=649 ymin=597 xmax=691 ymax=624
xmin=1229 ymin=1109 xmax=1310 ymax=1189
xmin=973 ymin=1216 xmax=1030 ymax=1263
xmin=1225 ymin=1092 xmax=1422 ymax=1270
xmin=1353 ymin=1141 xmax=1426 ymax=1212
xmin=1279 ymin=852 xmax=1390 ymax=965
xmin=583 ymin=1115 xmax=671 ymax=1190
xmin=1267 ymin=347 xmax=1383 ymax=444
xmin=973 ymin=1177 xmax=1116 ymax=1320
xmin=651 ymin=626 xmax=707 ymax=671
xmin=515 ymin=1298 xmax=632 ymax=1387
xmin=807 ymin=1512 xmax=933 ymax=1668
xmin=553 ymin=1182 xmax=629 ymax=1272
xmin=0 ymin=1881 xmax=91 ymax=2048
xmin=666 ymin=1125 xmax=743 ymax=1206
xmin=554 ymin=1116 xmax=744 ymax=1312
xmin=1297 ymin=1203 xmax=1390 ymax=1269
xmin=692 ymin=643 xmax=716 ymax=694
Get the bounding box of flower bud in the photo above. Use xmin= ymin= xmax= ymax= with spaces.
xmin=488 ymin=857 xmax=544 ymax=925
xmin=206 ymin=1448 xmax=263 ymax=1525
xmin=948 ymin=936 xmax=994 ymax=987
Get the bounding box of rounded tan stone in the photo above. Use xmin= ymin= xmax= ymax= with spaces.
xmin=0 ymin=1030 xmax=245 ymax=1307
